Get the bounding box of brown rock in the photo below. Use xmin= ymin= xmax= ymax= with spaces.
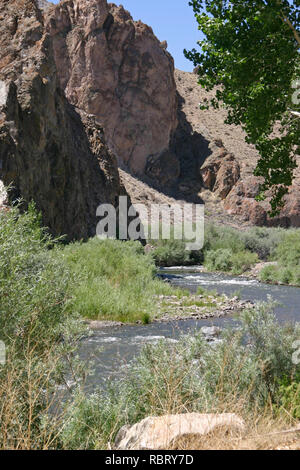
xmin=45 ymin=0 xmax=178 ymax=177
xmin=0 ymin=0 xmax=126 ymax=240
xmin=224 ymin=177 xmax=267 ymax=225
xmin=200 ymin=153 xmax=240 ymax=199
xmin=214 ymin=155 xmax=240 ymax=199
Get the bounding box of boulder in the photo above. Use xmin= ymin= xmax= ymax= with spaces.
xmin=201 ymin=326 xmax=221 ymax=338
xmin=114 ymin=413 xmax=245 ymax=450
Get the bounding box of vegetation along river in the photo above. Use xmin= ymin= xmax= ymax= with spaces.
xmin=79 ymin=267 xmax=300 ymax=391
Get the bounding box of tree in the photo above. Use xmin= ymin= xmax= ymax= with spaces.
xmin=185 ymin=0 xmax=300 ymax=215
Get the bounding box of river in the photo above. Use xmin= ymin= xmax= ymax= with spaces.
xmin=79 ymin=267 xmax=300 ymax=391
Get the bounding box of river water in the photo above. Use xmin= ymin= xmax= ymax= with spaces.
xmin=79 ymin=267 xmax=300 ymax=390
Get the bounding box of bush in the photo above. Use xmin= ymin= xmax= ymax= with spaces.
xmin=278 ymin=381 xmax=300 ymax=420
xmin=277 ymin=267 xmax=294 ymax=285
xmin=240 ymin=226 xmax=285 ymax=261
xmin=204 ymin=248 xmax=257 ymax=274
xmin=0 ymin=203 xmax=76 ymax=353
xmin=274 ymin=231 xmax=300 ymax=266
xmin=259 ymin=264 xmax=279 ymax=283
xmin=259 ymin=230 xmax=300 ymax=285
xmin=204 ymin=248 xmax=233 ymax=272
xmin=204 ymin=224 xmax=245 ymax=254
xmin=150 ymin=239 xmax=192 ymax=267
xmin=231 ymin=251 xmax=258 ymax=274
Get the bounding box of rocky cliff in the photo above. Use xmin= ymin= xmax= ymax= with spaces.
xmin=0 ymin=0 xmax=125 ymax=239
xmin=45 ymin=0 xmax=178 ymax=176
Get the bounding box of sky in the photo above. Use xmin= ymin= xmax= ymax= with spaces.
xmin=50 ymin=1 xmax=200 ymax=71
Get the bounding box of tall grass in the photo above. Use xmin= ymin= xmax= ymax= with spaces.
xmin=59 ymin=238 xmax=181 ymax=323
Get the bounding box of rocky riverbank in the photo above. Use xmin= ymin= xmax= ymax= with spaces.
xmin=153 ymin=293 xmax=254 ymax=322
xmin=87 ymin=292 xmax=254 ymax=329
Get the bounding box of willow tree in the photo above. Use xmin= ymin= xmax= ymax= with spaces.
xmin=185 ymin=0 xmax=300 ymax=214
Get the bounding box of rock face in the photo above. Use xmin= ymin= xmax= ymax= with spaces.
xmin=45 ymin=0 xmax=178 ymax=177
xmin=224 ymin=176 xmax=300 ymax=227
xmin=114 ymin=413 xmax=245 ymax=450
xmin=200 ymin=150 xmax=240 ymax=200
xmin=0 ymin=0 xmax=125 ymax=240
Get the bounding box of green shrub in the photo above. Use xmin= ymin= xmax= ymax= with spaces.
xmin=204 ymin=248 xmax=257 ymax=274
xmin=274 ymin=231 xmax=300 ymax=266
xmin=0 ymin=203 xmax=85 ymax=449
xmin=204 ymin=224 xmax=245 ymax=253
xmin=240 ymin=226 xmax=285 ymax=261
xmin=150 ymin=239 xmax=192 ymax=267
xmin=204 ymin=248 xmax=233 ymax=272
xmin=292 ymin=267 xmax=300 ymax=286
xmin=0 ymin=203 xmax=77 ymax=352
xmin=231 ymin=251 xmax=258 ymax=274
xmin=277 ymin=267 xmax=294 ymax=285
xmin=278 ymin=382 xmax=300 ymax=419
xmin=259 ymin=264 xmax=279 ymax=283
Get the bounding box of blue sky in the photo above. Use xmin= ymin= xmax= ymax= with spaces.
xmin=50 ymin=1 xmax=199 ymax=71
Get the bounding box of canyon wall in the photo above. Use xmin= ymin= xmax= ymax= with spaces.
xmin=0 ymin=0 xmax=125 ymax=239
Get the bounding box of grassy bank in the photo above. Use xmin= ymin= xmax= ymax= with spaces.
xmin=59 ymin=238 xmax=187 ymax=323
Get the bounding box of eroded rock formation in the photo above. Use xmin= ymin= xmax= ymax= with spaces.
xmin=0 ymin=0 xmax=125 ymax=239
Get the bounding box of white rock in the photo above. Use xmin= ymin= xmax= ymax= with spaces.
xmin=201 ymin=326 xmax=221 ymax=337
xmin=114 ymin=413 xmax=245 ymax=450
xmin=0 ymin=81 xmax=8 ymax=107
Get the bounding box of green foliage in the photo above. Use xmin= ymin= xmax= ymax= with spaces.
xmin=204 ymin=248 xmax=233 ymax=271
xmin=259 ymin=263 xmax=279 ymax=283
xmin=278 ymin=381 xmax=300 ymax=419
xmin=259 ymin=230 xmax=300 ymax=285
xmin=0 ymin=203 xmax=76 ymax=352
xmin=230 ymin=250 xmax=259 ymax=274
xmin=185 ymin=0 xmax=300 ymax=214
xmin=275 ymin=231 xmax=300 ymax=266
xmin=60 ymin=238 xmax=179 ymax=323
xmin=150 ymin=239 xmax=192 ymax=266
xmin=204 ymin=247 xmax=258 ymax=274
xmin=0 ymin=204 xmax=85 ymax=449
xmin=204 ymin=223 xmax=245 ymax=253
xmin=240 ymin=226 xmax=285 ymax=260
